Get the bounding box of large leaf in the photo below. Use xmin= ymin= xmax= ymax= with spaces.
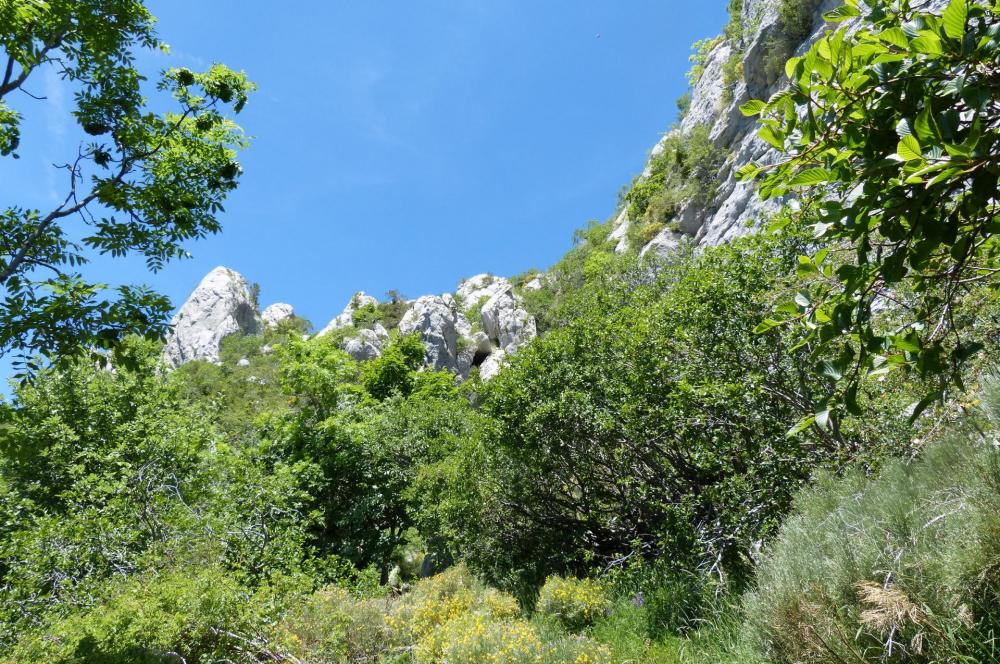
xmin=788 ymin=167 xmax=831 ymax=186
xmin=911 ymin=35 xmax=944 ymax=55
xmin=942 ymin=0 xmax=968 ymax=40
xmin=897 ymin=134 xmax=923 ymax=161
xmin=879 ymin=27 xmax=910 ymax=49
xmin=824 ymin=4 xmax=861 ymax=21
xmin=740 ymin=99 xmax=766 ymax=117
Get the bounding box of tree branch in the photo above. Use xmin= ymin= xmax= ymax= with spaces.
xmin=1 ymin=56 xmax=13 ymax=91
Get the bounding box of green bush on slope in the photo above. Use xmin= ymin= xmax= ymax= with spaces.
xmin=737 ymin=393 xmax=1000 ymax=662
xmin=437 ymin=222 xmax=928 ymax=603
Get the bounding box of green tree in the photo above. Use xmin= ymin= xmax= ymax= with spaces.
xmin=741 ymin=0 xmax=1000 ymax=419
xmin=0 ymin=0 xmax=253 ymax=373
xmin=0 ymin=339 xmax=311 ymax=646
xmin=440 ymin=228 xmax=922 ymax=600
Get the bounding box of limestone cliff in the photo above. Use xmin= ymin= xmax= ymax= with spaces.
xmin=165 ymin=1 xmax=876 ymax=377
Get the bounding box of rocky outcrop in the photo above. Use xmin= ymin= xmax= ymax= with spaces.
xmin=317 ymin=291 xmax=379 ymax=337
xmin=261 ymin=303 xmax=294 ymax=328
xmin=457 ymin=274 xmax=509 ymax=309
xmin=480 ymin=287 xmax=535 ymax=352
xmin=343 ymin=323 xmax=390 ymax=361
xmin=398 ymin=295 xmax=476 ymax=376
xmin=611 ymin=0 xmax=852 ymax=254
xmin=523 ymin=275 xmax=544 ymax=292
xmin=163 ymin=266 xmax=261 ymax=368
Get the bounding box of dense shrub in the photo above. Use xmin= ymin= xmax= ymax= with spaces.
xmin=379 ymin=289 xmax=410 ymax=330
xmin=439 ymin=224 xmax=924 ymax=601
xmin=274 ymin=565 xmax=612 ymax=664
xmin=4 ymin=565 xmax=276 ymax=664
xmin=536 ymin=576 xmax=611 ymax=631
xmin=737 ymin=397 xmax=1000 ymax=662
xmin=0 ymin=340 xmax=314 ymax=647
xmin=173 ymin=316 xmax=309 ymax=438
xmin=625 ymin=124 xmax=726 ymax=227
xmin=272 ymin=585 xmax=392 ymax=663
xmin=686 ymin=36 xmax=722 ymax=86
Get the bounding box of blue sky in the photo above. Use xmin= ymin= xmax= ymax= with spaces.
xmin=3 ymin=1 xmax=728 ymax=333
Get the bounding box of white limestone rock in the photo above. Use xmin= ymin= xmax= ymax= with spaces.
xmin=398 ymin=295 xmax=473 ymax=375
xmin=478 ymin=348 xmax=507 ymax=381
xmin=523 ymin=275 xmax=544 ymax=292
xmin=457 ymin=274 xmax=510 ymax=308
xmin=343 ymin=323 xmax=390 ymax=361
xmin=480 ymin=287 xmax=536 ymax=353
xmin=640 ymin=228 xmax=685 ymax=258
xmin=163 ymin=266 xmax=261 ymax=368
xmin=261 ymin=302 xmax=295 ymax=328
xmin=317 ymin=291 xmax=379 ymax=337
xmin=610 ymin=208 xmax=631 ymax=255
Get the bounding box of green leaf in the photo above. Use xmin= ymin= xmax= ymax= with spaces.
xmin=796 ymin=255 xmax=819 ymax=277
xmin=753 ymin=318 xmax=785 ymax=334
xmin=817 ymin=360 xmax=843 ymax=380
xmin=786 ymin=414 xmax=816 ymax=438
xmin=908 ymin=391 xmax=942 ymax=423
xmin=815 ymin=409 xmax=831 ymax=432
xmin=895 ymin=118 xmax=913 ymax=138
xmin=785 ymin=56 xmax=803 ymax=81
xmin=942 ymin=0 xmax=968 ymax=40
xmin=892 ymin=332 xmax=922 ymax=353
xmin=911 ymin=35 xmax=944 ymax=55
xmin=787 ymin=167 xmax=831 ymax=186
xmin=824 ymin=5 xmax=861 ymax=21
xmin=914 ymin=107 xmax=940 ymax=142
xmin=897 ymin=134 xmax=923 ymax=161
xmin=739 ymin=99 xmax=766 ymax=116
xmin=758 ymin=125 xmax=785 ymax=150
xmin=879 ymin=27 xmax=909 ymax=49
xmin=736 ymin=162 xmax=762 ymax=180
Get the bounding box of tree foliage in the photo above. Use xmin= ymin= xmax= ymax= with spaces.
xmin=0 ymin=0 xmax=253 ymax=373
xmin=439 ymin=229 xmax=916 ymax=597
xmin=741 ymin=0 xmax=1000 ymax=420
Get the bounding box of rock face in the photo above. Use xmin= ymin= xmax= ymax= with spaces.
xmin=612 ymin=0 xmax=875 ymax=254
xmin=480 ymin=287 xmax=535 ymax=352
xmin=399 ymin=295 xmax=475 ymax=376
xmin=457 ymin=274 xmax=509 ymax=308
xmin=317 ymin=291 xmax=379 ymax=337
xmin=261 ymin=303 xmax=295 ymax=328
xmin=523 ymin=275 xmax=544 ymax=292
xmin=343 ymin=324 xmax=390 ymax=361
xmin=163 ymin=266 xmax=261 ymax=368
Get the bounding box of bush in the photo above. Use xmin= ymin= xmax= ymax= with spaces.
xmin=625 ymin=124 xmax=726 ymax=231
xmin=351 ymin=301 xmax=384 ymax=329
xmin=438 ymin=220 xmax=926 ymax=601
xmin=272 ymin=585 xmax=391 ymax=663
xmin=686 ymin=37 xmax=722 ymax=86
xmin=4 ymin=566 xmax=273 ymax=664
xmin=738 ymin=406 xmax=1000 ymax=662
xmin=386 ymin=564 xmax=516 ymax=643
xmin=537 ymin=576 xmax=611 ymax=632
xmin=379 ymin=289 xmax=410 ymax=330
xmin=416 ymin=613 xmax=611 ymax=664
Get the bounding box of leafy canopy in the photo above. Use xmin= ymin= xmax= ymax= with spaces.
xmin=740 ymin=0 xmax=1000 ymax=420
xmin=0 ymin=0 xmax=253 ymax=374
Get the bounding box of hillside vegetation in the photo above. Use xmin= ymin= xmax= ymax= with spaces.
xmin=3 ymin=0 xmax=1000 ymax=662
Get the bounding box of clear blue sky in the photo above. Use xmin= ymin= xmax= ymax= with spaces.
xmin=4 ymin=1 xmax=728 ymax=333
